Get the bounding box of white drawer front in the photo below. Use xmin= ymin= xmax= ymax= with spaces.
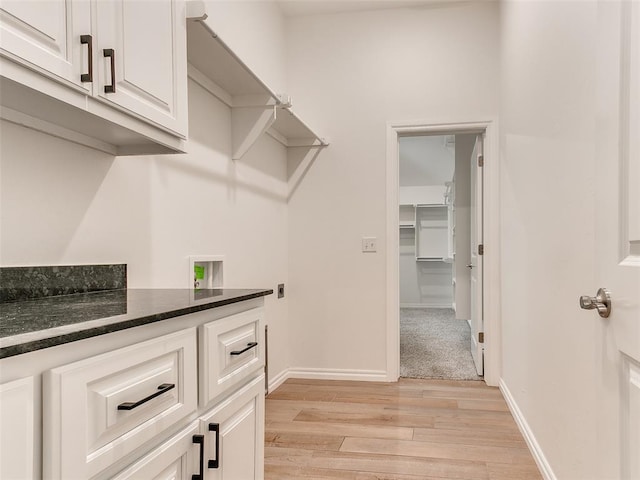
xmin=44 ymin=328 xmax=198 ymax=480
xmin=200 ymin=308 xmax=264 ymax=406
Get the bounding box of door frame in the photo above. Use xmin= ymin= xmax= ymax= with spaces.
xmin=385 ymin=119 xmax=501 ymax=386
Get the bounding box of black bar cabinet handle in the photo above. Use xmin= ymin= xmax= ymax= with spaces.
xmin=208 ymin=423 xmax=220 ymax=469
xmin=192 ymin=434 xmax=205 ymax=480
xmin=80 ymin=35 xmax=92 ymax=82
xmin=103 ymin=48 xmax=115 ymax=93
xmin=117 ymin=383 xmax=175 ymax=410
xmin=230 ymin=342 xmax=258 ymax=356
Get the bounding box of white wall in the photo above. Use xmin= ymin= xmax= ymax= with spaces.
xmin=0 ymin=1 xmax=293 ymax=384
xmin=499 ymin=1 xmax=599 ymax=478
xmin=285 ymin=2 xmax=499 ymax=377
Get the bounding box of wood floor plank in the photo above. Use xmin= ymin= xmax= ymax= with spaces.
xmin=398 ymin=378 xmax=489 ymax=389
xmin=487 ymin=462 xmax=543 ymax=479
xmin=340 ymin=437 xmax=537 ymax=465
xmin=265 ymin=431 xmax=344 ymax=451
xmin=265 ymin=378 xmax=541 ymax=479
xmin=413 ymin=427 xmax=528 ymax=449
xmin=265 ymin=447 xmax=490 ymax=479
xmin=333 ymin=392 xmax=459 ymax=410
xmin=265 ymin=463 xmax=460 ymax=480
xmin=294 ymin=408 xmax=436 ymax=428
xmin=266 ymin=420 xmax=414 ymax=441
xmin=422 ymin=388 xmax=504 ymax=401
xmin=267 ymin=398 xmax=448 ymax=420
xmin=265 ymin=403 xmax=303 ymax=424
xmin=305 ymin=383 xmax=426 ymax=398
xmin=457 ymin=399 xmax=511 ymax=412
xmin=267 ymin=389 xmax=337 ymax=402
xmin=433 ymin=414 xmax=522 ymax=432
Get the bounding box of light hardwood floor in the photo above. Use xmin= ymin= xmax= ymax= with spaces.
xmin=265 ymin=378 xmax=542 ymax=479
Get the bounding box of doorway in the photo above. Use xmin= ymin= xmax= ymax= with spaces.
xmin=385 ymin=120 xmax=500 ymax=385
xmin=398 ymin=133 xmax=480 ymax=380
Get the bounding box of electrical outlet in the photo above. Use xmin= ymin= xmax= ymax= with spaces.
xmin=277 ymin=283 xmax=285 ymax=298
xmin=362 ymin=237 xmax=377 ymax=252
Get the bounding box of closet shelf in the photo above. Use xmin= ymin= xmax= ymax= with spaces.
xmin=416 ymin=257 xmax=453 ymax=263
xmin=186 ymin=0 xmax=328 ymax=159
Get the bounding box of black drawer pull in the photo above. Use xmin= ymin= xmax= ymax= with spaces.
xmin=230 ymin=342 xmax=258 ymax=356
xmin=192 ymin=434 xmax=204 ymax=480
xmin=117 ymin=383 xmax=175 ymax=410
xmin=80 ymin=35 xmax=92 ymax=82
xmin=103 ymin=48 xmax=115 ymax=93
xmin=208 ymin=423 xmax=220 ymax=469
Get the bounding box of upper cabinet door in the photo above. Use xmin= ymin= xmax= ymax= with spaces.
xmin=0 ymin=0 xmax=91 ymax=91
xmin=95 ymin=0 xmax=187 ymax=136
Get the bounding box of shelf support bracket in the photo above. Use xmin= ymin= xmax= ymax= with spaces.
xmin=186 ymin=0 xmax=207 ymax=21
xmin=231 ymin=105 xmax=277 ymax=160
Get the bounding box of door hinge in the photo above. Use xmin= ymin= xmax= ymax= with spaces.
xmin=478 ymin=244 xmax=484 ymax=255
xmin=478 ymin=155 xmax=484 ymax=167
xmin=479 ymin=332 xmax=484 ymax=343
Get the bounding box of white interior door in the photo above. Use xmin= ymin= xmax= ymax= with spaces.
xmin=469 ymin=134 xmax=483 ymax=376
xmin=593 ymin=1 xmax=640 ymax=478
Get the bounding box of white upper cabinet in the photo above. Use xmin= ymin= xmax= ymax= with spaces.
xmin=94 ymin=0 xmax=187 ymax=135
xmin=0 ymin=0 xmax=187 ymax=155
xmin=0 ymin=0 xmax=90 ymax=91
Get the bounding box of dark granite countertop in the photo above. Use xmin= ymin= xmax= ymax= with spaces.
xmin=0 ymin=288 xmax=273 ymax=359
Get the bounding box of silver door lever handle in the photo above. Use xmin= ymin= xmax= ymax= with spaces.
xmin=579 ymin=288 xmax=611 ymax=318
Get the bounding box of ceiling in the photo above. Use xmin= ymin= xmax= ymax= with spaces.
xmin=276 ymin=0 xmax=476 ymax=18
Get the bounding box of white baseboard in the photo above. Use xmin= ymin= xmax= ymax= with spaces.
xmin=288 ymin=367 xmax=388 ymax=381
xmin=267 ymin=368 xmax=290 ymax=393
xmin=499 ymin=379 xmax=556 ymax=480
xmin=400 ymin=303 xmax=453 ymax=309
xmin=268 ymin=367 xmax=389 ymax=391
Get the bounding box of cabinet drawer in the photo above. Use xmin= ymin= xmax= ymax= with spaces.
xmin=44 ymin=328 xmax=198 ymax=480
xmin=200 ymin=308 xmax=264 ymax=406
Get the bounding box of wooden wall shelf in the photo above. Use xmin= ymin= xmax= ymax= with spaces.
xmin=186 ymin=1 xmax=328 ymax=160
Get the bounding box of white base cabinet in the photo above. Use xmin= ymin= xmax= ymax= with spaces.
xmin=0 ymin=299 xmax=266 ymax=480
xmin=0 ymin=377 xmax=35 ymax=480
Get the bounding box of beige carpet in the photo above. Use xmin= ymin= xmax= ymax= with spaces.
xmin=400 ymin=308 xmax=482 ymax=380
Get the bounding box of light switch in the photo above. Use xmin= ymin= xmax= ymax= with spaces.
xmin=362 ymin=237 xmax=377 ymax=252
